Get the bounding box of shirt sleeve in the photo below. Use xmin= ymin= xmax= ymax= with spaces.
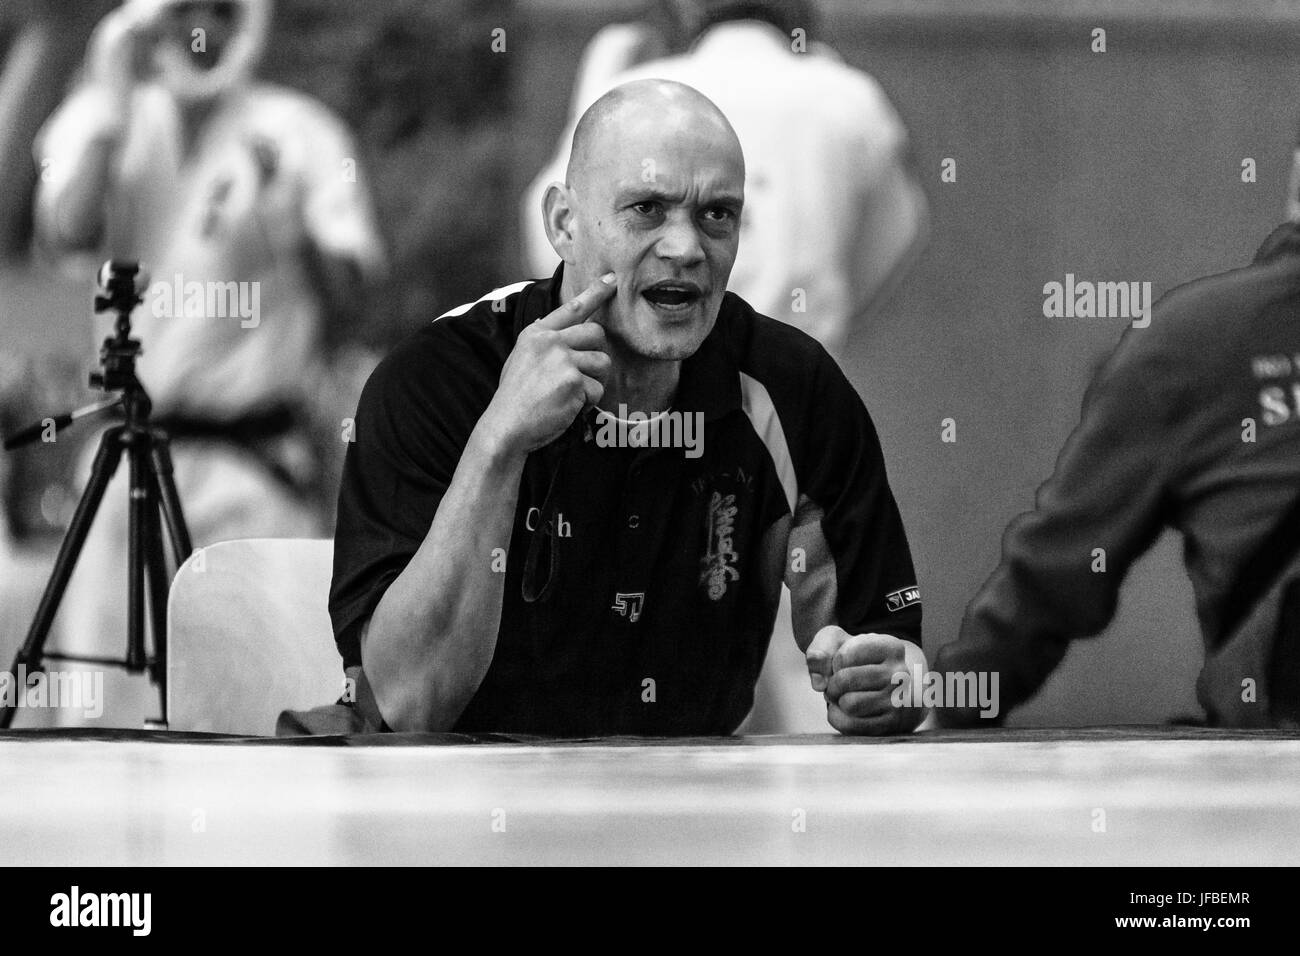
xmin=933 ymin=333 xmax=1185 ymax=723
xmin=781 ymin=348 xmax=922 ymax=651
xmin=328 ymin=325 xmax=485 ymax=667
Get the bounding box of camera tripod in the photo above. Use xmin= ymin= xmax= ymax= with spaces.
xmin=0 ymin=261 xmax=192 ymax=729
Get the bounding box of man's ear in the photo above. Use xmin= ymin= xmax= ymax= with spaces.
xmin=542 ymin=182 xmax=577 ymax=262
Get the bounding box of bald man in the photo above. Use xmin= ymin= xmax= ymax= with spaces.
xmin=329 ymin=80 xmax=925 ymax=735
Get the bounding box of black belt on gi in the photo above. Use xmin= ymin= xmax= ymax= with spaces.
xmin=151 ymin=403 xmax=313 ymax=499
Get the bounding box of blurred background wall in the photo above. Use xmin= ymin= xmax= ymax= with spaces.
xmin=4 ymin=0 xmax=1300 ymax=725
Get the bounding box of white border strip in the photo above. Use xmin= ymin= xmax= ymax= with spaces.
xmin=739 ymin=372 xmax=798 ymax=514
xmin=435 ymin=280 xmax=533 ymax=321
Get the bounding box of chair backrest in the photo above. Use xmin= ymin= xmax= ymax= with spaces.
xmin=167 ymin=538 xmax=343 ymax=735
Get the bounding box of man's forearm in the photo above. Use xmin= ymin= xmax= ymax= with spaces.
xmin=355 ymin=269 xmax=616 ymax=730
xmin=363 ymin=423 xmax=526 ymax=731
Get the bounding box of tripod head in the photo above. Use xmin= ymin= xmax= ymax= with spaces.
xmin=90 ymin=260 xmax=150 ymax=393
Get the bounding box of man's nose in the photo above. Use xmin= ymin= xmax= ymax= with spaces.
xmin=655 ymin=214 xmax=705 ymax=266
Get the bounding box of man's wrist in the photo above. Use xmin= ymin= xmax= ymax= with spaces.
xmin=467 ymin=415 xmax=527 ymax=474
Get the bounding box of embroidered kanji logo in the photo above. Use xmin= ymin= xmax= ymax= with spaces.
xmin=700 ymin=490 xmax=740 ymax=600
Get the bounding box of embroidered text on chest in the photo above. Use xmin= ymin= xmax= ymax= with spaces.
xmin=701 ymin=491 xmax=740 ymax=600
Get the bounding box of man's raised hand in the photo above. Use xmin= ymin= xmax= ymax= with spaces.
xmin=479 ymin=272 xmax=616 ymax=458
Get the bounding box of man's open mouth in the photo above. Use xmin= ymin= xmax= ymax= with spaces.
xmin=642 ymin=281 xmax=704 ymax=309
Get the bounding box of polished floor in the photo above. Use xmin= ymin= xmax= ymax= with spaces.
xmin=1 ymin=728 xmax=1297 ymax=865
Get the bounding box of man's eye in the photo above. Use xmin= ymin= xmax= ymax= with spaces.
xmin=703 ymin=207 xmax=736 ymax=223
xmin=631 ymin=201 xmax=662 ymax=217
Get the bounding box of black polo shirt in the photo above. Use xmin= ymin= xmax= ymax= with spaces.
xmin=329 ymin=266 xmax=921 ymax=736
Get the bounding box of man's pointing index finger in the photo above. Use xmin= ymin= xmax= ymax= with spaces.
xmin=537 ymin=272 xmax=617 ymax=330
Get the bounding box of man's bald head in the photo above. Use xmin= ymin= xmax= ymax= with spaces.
xmin=543 ymin=78 xmax=745 ymax=364
xmin=566 ymin=79 xmax=743 ymax=192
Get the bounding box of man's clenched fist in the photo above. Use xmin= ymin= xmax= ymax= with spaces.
xmin=805 ymin=625 xmax=926 ymax=735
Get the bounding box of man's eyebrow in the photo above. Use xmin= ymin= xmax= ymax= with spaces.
xmin=613 ymin=185 xmax=744 ymax=207
xmin=705 ymin=193 xmax=744 ymax=208
xmin=614 ymin=184 xmax=679 ymax=203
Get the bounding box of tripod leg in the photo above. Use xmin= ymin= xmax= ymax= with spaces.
xmin=150 ymin=436 xmax=193 ymax=564
xmin=143 ymin=467 xmax=172 ymax=727
xmin=1 ymin=430 xmax=125 ymax=729
xmin=124 ymin=437 xmax=148 ymax=674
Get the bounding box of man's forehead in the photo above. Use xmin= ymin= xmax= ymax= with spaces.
xmin=608 ymin=164 xmax=744 ymax=205
xmin=587 ymin=132 xmax=744 ymax=199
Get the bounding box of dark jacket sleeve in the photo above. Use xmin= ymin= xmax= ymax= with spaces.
xmin=934 ymin=330 xmax=1185 ymax=724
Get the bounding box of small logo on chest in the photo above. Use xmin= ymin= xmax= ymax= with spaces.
xmin=700 ymin=490 xmax=740 ymax=600
xmin=612 ymin=592 xmax=645 ymax=622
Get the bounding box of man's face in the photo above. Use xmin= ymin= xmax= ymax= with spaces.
xmin=568 ymin=118 xmax=744 ymax=361
xmin=153 ymin=0 xmax=243 ymax=71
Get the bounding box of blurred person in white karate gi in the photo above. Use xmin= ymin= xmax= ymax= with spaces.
xmin=31 ymin=0 xmax=384 ymax=726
